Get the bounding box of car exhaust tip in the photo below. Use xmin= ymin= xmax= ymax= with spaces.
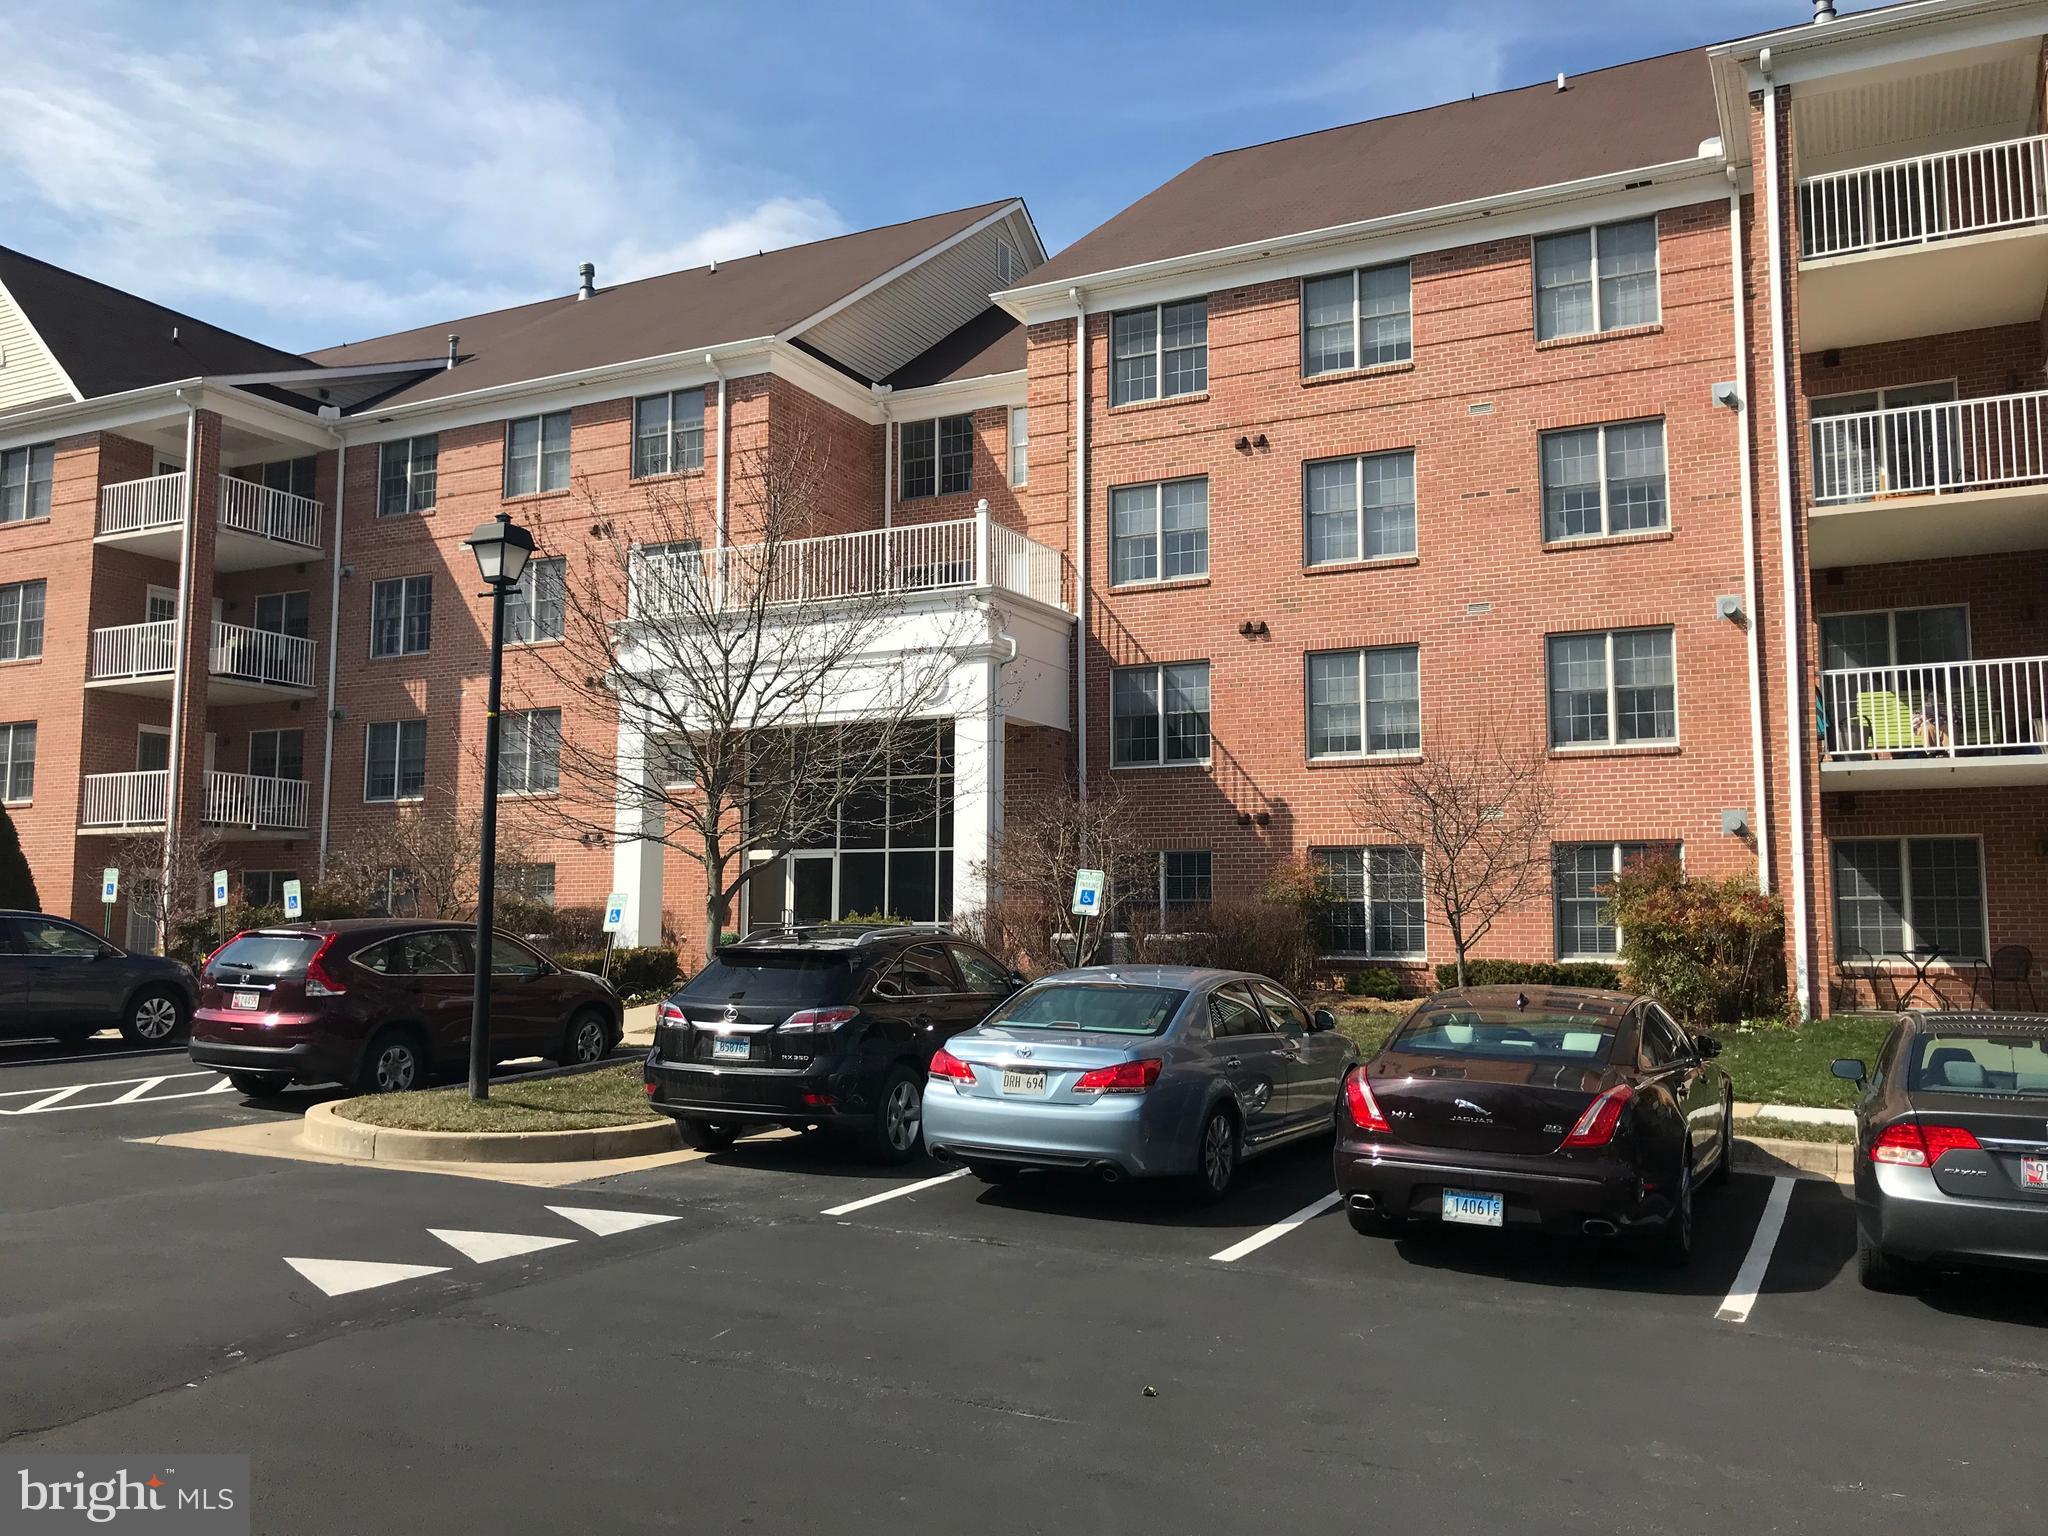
xmin=1581 ymin=1218 xmax=1618 ymax=1238
xmin=1347 ymin=1193 xmax=1377 ymax=1213
xmin=1094 ymin=1163 xmax=1122 ymax=1183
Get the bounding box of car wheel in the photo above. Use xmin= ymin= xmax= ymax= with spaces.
xmin=966 ymin=1160 xmax=1018 ymax=1186
xmin=1649 ymin=1150 xmax=1695 ymax=1268
xmin=1705 ymin=1097 xmax=1734 ymax=1188
xmin=119 ymin=987 xmax=187 ymax=1047
xmin=679 ymin=1118 xmax=739 ymax=1151
xmin=558 ymin=1008 xmax=611 ymax=1067
xmin=864 ymin=1070 xmax=924 ymax=1164
xmin=357 ymin=1030 xmax=425 ymax=1095
xmin=225 ymin=1070 xmax=292 ymax=1097
xmin=1857 ymin=1234 xmax=1926 ymax=1293
xmin=1189 ymin=1106 xmax=1240 ymax=1203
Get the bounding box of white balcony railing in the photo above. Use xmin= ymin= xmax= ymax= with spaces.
xmin=89 ymin=620 xmax=177 ymax=680
xmin=203 ymin=770 xmax=308 ymax=830
xmin=97 ymin=472 xmax=186 ymax=535
xmin=210 ymin=621 xmax=316 ymax=690
xmin=79 ymin=770 xmax=168 ymax=828
xmin=1821 ymin=655 xmax=2048 ymax=760
xmin=1810 ymin=390 xmax=2048 ymax=505
xmin=1799 ymin=133 xmax=2048 ymax=260
xmin=218 ymin=476 xmax=322 ymax=548
xmin=631 ymin=513 xmax=1067 ymax=616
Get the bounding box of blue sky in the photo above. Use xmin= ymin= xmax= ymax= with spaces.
xmin=0 ymin=0 xmax=1873 ymax=353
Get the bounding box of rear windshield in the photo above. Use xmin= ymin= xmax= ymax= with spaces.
xmin=678 ymin=954 xmax=852 ymax=1008
xmin=209 ymin=933 xmax=321 ymax=977
xmin=1910 ymin=1033 xmax=2048 ymax=1097
xmin=983 ymin=984 xmax=1186 ymax=1036
xmin=1393 ymin=1009 xmax=1618 ymax=1062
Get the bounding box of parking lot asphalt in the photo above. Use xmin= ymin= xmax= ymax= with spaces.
xmin=3 ymin=1042 xmax=2044 ymax=1535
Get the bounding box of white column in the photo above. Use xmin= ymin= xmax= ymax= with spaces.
xmin=610 ymin=720 xmax=667 ymax=948
xmin=949 ymin=660 xmax=1004 ymax=920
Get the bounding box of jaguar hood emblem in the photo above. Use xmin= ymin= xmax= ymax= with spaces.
xmin=1454 ymin=1098 xmax=1490 ymax=1117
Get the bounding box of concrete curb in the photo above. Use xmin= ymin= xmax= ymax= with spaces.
xmin=303 ymin=1100 xmax=679 ymax=1165
xmin=1732 ymin=1134 xmax=1853 ymax=1185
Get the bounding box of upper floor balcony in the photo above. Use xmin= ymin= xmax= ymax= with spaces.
xmin=77 ymin=769 xmax=310 ymax=837
xmin=1819 ymin=653 xmax=2048 ymax=790
xmin=96 ymin=471 xmax=324 ymax=569
xmin=1797 ymin=134 xmax=2048 ymax=351
xmin=1807 ymin=389 xmax=2048 ymax=566
xmin=86 ymin=619 xmax=318 ymax=702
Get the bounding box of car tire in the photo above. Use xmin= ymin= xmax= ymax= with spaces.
xmin=558 ymin=1008 xmax=612 ymax=1067
xmin=864 ymin=1069 xmax=924 ymax=1164
xmin=1189 ymin=1106 xmax=1240 ymax=1203
xmin=1857 ymin=1235 xmax=1926 ymax=1293
xmin=1648 ymin=1150 xmax=1695 ymax=1268
xmin=1705 ymin=1097 xmax=1734 ymax=1188
xmin=966 ymin=1160 xmax=1018 ymax=1186
xmin=679 ymin=1117 xmax=739 ymax=1151
xmin=226 ymin=1070 xmax=292 ymax=1097
xmin=119 ymin=987 xmax=187 ymax=1047
xmin=357 ymin=1029 xmax=426 ymax=1094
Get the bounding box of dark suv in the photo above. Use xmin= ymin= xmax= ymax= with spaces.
xmin=189 ymin=920 xmax=622 ymax=1095
xmin=645 ymin=925 xmax=1023 ymax=1162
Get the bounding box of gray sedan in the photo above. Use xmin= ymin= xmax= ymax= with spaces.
xmin=920 ymin=965 xmax=1358 ymax=1198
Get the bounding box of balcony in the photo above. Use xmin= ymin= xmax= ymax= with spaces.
xmin=1807 ymin=391 xmax=2048 ymax=566
xmin=79 ymin=769 xmax=310 ymax=836
xmin=1797 ymin=135 xmax=2048 ymax=351
xmin=1819 ymin=654 xmax=2048 ymax=789
xmin=95 ymin=472 xmax=324 ymax=569
xmin=86 ymin=620 xmax=318 ymax=701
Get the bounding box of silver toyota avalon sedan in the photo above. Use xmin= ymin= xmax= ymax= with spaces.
xmin=920 ymin=966 xmax=1357 ymax=1199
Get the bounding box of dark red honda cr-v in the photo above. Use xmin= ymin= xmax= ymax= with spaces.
xmin=188 ymin=920 xmax=621 ymax=1095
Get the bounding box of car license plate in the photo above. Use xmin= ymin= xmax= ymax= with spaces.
xmin=231 ymin=991 xmax=261 ymax=1011
xmin=1001 ymin=1069 xmax=1047 ymax=1096
xmin=2024 ymin=1156 xmax=2048 ymax=1189
xmin=712 ymin=1036 xmax=751 ymax=1061
xmin=1442 ymin=1190 xmax=1504 ymax=1228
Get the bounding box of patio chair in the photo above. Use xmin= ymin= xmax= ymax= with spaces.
xmin=1833 ymin=947 xmax=1892 ymax=1013
xmin=1854 ymin=690 xmax=1920 ymax=754
xmin=1978 ymin=945 xmax=2038 ymax=1011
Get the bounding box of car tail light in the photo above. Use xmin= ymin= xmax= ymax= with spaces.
xmin=643 ymin=1081 xmax=658 ymax=1097
xmin=781 ymin=1006 xmax=859 ymax=1032
xmin=928 ymin=1049 xmax=976 ymax=1083
xmin=1342 ymin=1069 xmax=1390 ymax=1133
xmin=302 ymin=934 xmax=347 ymax=998
xmin=656 ymin=1001 xmax=685 ymax=1027
xmin=801 ymin=1091 xmax=837 ymax=1109
xmin=1073 ymin=1058 xmax=1163 ymax=1094
xmin=201 ymin=932 xmax=250 ymax=973
xmin=1561 ymin=1084 xmax=1635 ymax=1148
xmin=1871 ymin=1121 xmax=1981 ymax=1167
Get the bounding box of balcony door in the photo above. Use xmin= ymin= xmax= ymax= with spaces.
xmin=1811 ymin=381 xmax=1956 ymax=500
xmin=145 ymin=585 xmax=177 ymax=624
xmin=136 ymin=727 xmax=169 ymax=773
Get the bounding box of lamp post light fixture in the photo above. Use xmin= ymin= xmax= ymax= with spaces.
xmin=461 ymin=511 xmax=535 ymax=1100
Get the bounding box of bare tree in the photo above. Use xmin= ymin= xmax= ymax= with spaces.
xmin=518 ymin=425 xmax=978 ymax=958
xmin=322 ymin=803 xmax=531 ymax=921
xmin=1350 ymin=736 xmax=1558 ymax=988
xmin=966 ymin=777 xmax=1156 ymax=970
xmin=107 ymin=825 xmax=229 ymax=958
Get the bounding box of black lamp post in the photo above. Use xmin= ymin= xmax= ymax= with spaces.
xmin=462 ymin=511 xmax=535 ymax=1100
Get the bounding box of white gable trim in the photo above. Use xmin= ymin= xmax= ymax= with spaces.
xmin=776 ymin=200 xmax=1037 ymax=345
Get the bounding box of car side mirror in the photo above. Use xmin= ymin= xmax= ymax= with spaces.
xmin=1830 ymin=1058 xmax=1867 ymax=1084
xmin=1310 ymin=1007 xmax=1337 ymax=1033
xmin=1008 ymin=972 xmax=1027 ymax=990
xmin=871 ymin=977 xmax=904 ymax=1001
xmin=1693 ymin=1034 xmax=1722 ymax=1059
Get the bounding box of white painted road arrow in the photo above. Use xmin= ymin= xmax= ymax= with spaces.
xmin=545 ymin=1205 xmax=681 ymax=1236
xmin=284 ymin=1257 xmax=451 ymax=1298
xmin=428 ymin=1229 xmax=577 ymax=1264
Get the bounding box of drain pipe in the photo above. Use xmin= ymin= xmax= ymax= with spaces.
xmin=1762 ymin=53 xmax=1814 ymax=1016
xmin=159 ymin=395 xmax=200 ymax=937
xmin=1070 ymin=288 xmax=1089 ymax=795
xmin=877 ymin=385 xmax=894 ymax=529
xmin=1727 ymin=176 xmax=1772 ymax=894
xmin=317 ymin=440 xmax=347 ymax=878
xmin=706 ymin=354 xmax=729 ymax=551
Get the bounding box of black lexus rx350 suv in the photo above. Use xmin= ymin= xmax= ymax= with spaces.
xmin=645 ymin=925 xmax=1023 ymax=1162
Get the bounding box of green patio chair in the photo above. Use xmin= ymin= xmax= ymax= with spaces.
xmin=1855 ymin=689 xmax=1919 ymax=752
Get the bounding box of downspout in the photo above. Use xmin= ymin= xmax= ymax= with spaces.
xmin=1727 ymin=177 xmax=1772 ymax=895
xmin=317 ymin=439 xmax=347 ymax=878
xmin=877 ymin=387 xmax=894 ymax=529
xmin=160 ymin=397 xmax=199 ymax=934
xmin=706 ymin=354 xmax=729 ymax=551
xmin=1761 ymin=54 xmax=1814 ymax=1016
xmin=1070 ymin=289 xmax=1088 ymax=795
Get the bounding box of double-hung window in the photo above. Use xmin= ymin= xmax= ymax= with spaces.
xmin=633 ymin=389 xmax=706 ymax=478
xmin=0 ymin=721 xmax=34 ymax=802
xmin=0 ymin=443 xmax=54 ymax=523
xmin=1302 ymin=262 xmax=1412 ymax=375
xmin=1547 ymin=628 xmax=1676 ymax=748
xmin=377 ymin=434 xmax=438 ymax=516
xmin=500 ymin=862 xmax=558 ymax=907
xmin=1307 ymin=646 xmax=1420 ymax=758
xmin=900 ymin=415 xmax=973 ymax=499
xmin=1834 ymin=837 xmax=1986 ymax=962
xmin=1541 ymin=420 xmax=1667 ymax=541
xmin=370 ymin=575 xmax=432 ymax=658
xmin=505 ymin=556 xmax=566 ymax=644
xmin=1304 ymin=450 xmax=1417 ymax=564
xmin=0 ymin=579 xmax=45 ymax=660
xmin=1111 ymin=478 xmax=1208 ymax=584
xmin=1534 ymin=218 xmax=1660 ymax=340
xmin=504 ymin=411 xmax=571 ymax=497
xmin=1554 ymin=841 xmax=1682 ymax=959
xmin=1159 ymin=850 xmax=1213 ymax=911
xmin=1111 ymin=662 xmax=1210 ymax=767
xmin=364 ymin=720 xmax=427 ymax=803
xmin=1008 ymin=406 xmax=1029 ymax=487
xmin=1313 ymin=847 xmax=1425 ymax=958
xmin=499 ymin=708 xmax=561 ymax=794
xmin=1111 ymin=299 xmax=1207 ymax=405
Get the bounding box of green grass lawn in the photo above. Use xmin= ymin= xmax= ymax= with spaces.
xmin=1735 ymin=1116 xmax=1855 ymax=1145
xmin=335 ymin=1062 xmax=661 ymax=1134
xmin=1713 ymin=1014 xmax=1893 ymax=1109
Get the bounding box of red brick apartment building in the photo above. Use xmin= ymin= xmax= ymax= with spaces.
xmin=1 ymin=0 xmax=2043 ymax=1015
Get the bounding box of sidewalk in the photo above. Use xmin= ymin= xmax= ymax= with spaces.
xmin=1735 ymin=1101 xmax=1856 ymax=1126
xmin=623 ymin=1002 xmax=659 ymax=1049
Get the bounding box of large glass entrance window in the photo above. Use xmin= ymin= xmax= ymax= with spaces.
xmin=744 ymin=722 xmax=955 ymax=931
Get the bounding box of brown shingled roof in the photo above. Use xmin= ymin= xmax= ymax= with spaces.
xmin=882 ymin=307 xmax=1023 ymax=389
xmin=1028 ymin=49 xmax=1719 ymax=286
xmin=309 ymin=200 xmax=1016 ymax=408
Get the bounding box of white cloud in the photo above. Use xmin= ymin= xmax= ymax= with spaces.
xmin=0 ymin=1 xmax=847 ymax=349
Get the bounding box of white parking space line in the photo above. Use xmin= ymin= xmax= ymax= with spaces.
xmin=1716 ymin=1176 xmax=1795 ymax=1324
xmin=0 ymin=1070 xmax=226 ymax=1116
xmin=109 ymin=1076 xmax=170 ymax=1105
xmin=822 ymin=1169 xmax=971 ymax=1217
xmin=1210 ymin=1191 xmax=1344 ymax=1263
xmin=14 ymin=1083 xmax=91 ymax=1114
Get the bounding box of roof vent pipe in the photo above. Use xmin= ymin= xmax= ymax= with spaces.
xmin=1813 ymin=0 xmax=1836 ymax=19
xmin=1555 ymin=72 xmax=1567 ymax=92
xmin=446 ymin=334 xmax=458 ymax=370
xmin=577 ymin=261 xmax=596 ymax=300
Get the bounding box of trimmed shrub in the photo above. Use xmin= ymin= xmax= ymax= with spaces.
xmin=1432 ymin=959 xmax=1624 ymax=992
xmin=554 ymin=946 xmax=680 ymax=998
xmin=1606 ymin=861 xmax=1785 ymax=1025
xmin=0 ymin=805 xmax=37 ymax=911
xmin=1345 ymin=967 xmax=1405 ymax=1000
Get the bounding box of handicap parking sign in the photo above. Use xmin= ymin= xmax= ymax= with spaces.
xmin=211 ymin=870 xmax=230 ymax=909
xmin=101 ymin=868 xmax=120 ymax=904
xmin=282 ymin=879 xmax=303 ymax=920
xmin=603 ymin=892 xmax=629 ymax=933
xmin=1070 ymin=868 xmax=1106 ymax=916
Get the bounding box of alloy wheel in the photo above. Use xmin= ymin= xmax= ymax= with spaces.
xmin=572 ymin=1017 xmax=606 ymax=1063
xmin=1202 ymin=1114 xmax=1235 ymax=1193
xmin=375 ymin=1045 xmax=418 ymax=1093
xmin=883 ymin=1078 xmax=922 ymax=1153
xmin=132 ymin=996 xmax=180 ymax=1042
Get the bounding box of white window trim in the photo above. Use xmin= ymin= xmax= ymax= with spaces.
xmin=631 ymin=389 xmax=706 ymax=481
xmin=1111 ymin=300 xmax=1208 ymax=406
xmin=1110 ymin=661 xmax=1212 ymax=769
xmin=504 ymin=557 xmax=567 ymax=647
xmin=1540 ymin=419 xmax=1669 ymax=544
xmin=1304 ymin=645 xmax=1423 ymax=762
xmin=1299 ymin=261 xmax=1413 ymax=377
xmin=0 ymin=720 xmax=35 ymax=803
xmin=0 ymin=577 xmax=44 ymax=661
xmin=503 ymin=411 xmax=571 ymax=499
xmin=1831 ymin=834 xmax=1991 ymax=967
xmin=1807 ymin=378 xmax=1960 ymax=413
xmin=1302 ymin=450 xmax=1419 ymax=567
xmin=1548 ymin=627 xmax=1680 ymax=751
xmin=136 ymin=724 xmax=170 ymax=772
xmin=145 ymin=584 xmax=179 ymax=624
xmin=377 ymin=435 xmax=438 ymax=517
xmin=1533 ymin=217 xmax=1662 ymax=341
xmin=1109 ymin=476 xmax=1209 ymax=588
xmin=1554 ymin=840 xmax=1685 ymax=962
xmin=498 ymin=708 xmax=561 ymax=797
xmin=1312 ymin=845 xmax=1427 ymax=962
xmin=363 ymin=720 xmax=426 ymax=804
xmin=898 ymin=414 xmax=973 ymax=501
xmin=368 ymin=575 xmax=432 ymax=660
xmin=1818 ymin=602 xmax=1973 ymax=667
xmin=0 ymin=442 xmax=54 ymax=525
xmin=253 ymin=589 xmax=310 ymax=637
xmin=1157 ymin=849 xmax=1213 ymax=914
xmin=1007 ymin=405 xmax=1029 ymax=488
xmin=247 ymin=727 xmax=303 ymax=779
